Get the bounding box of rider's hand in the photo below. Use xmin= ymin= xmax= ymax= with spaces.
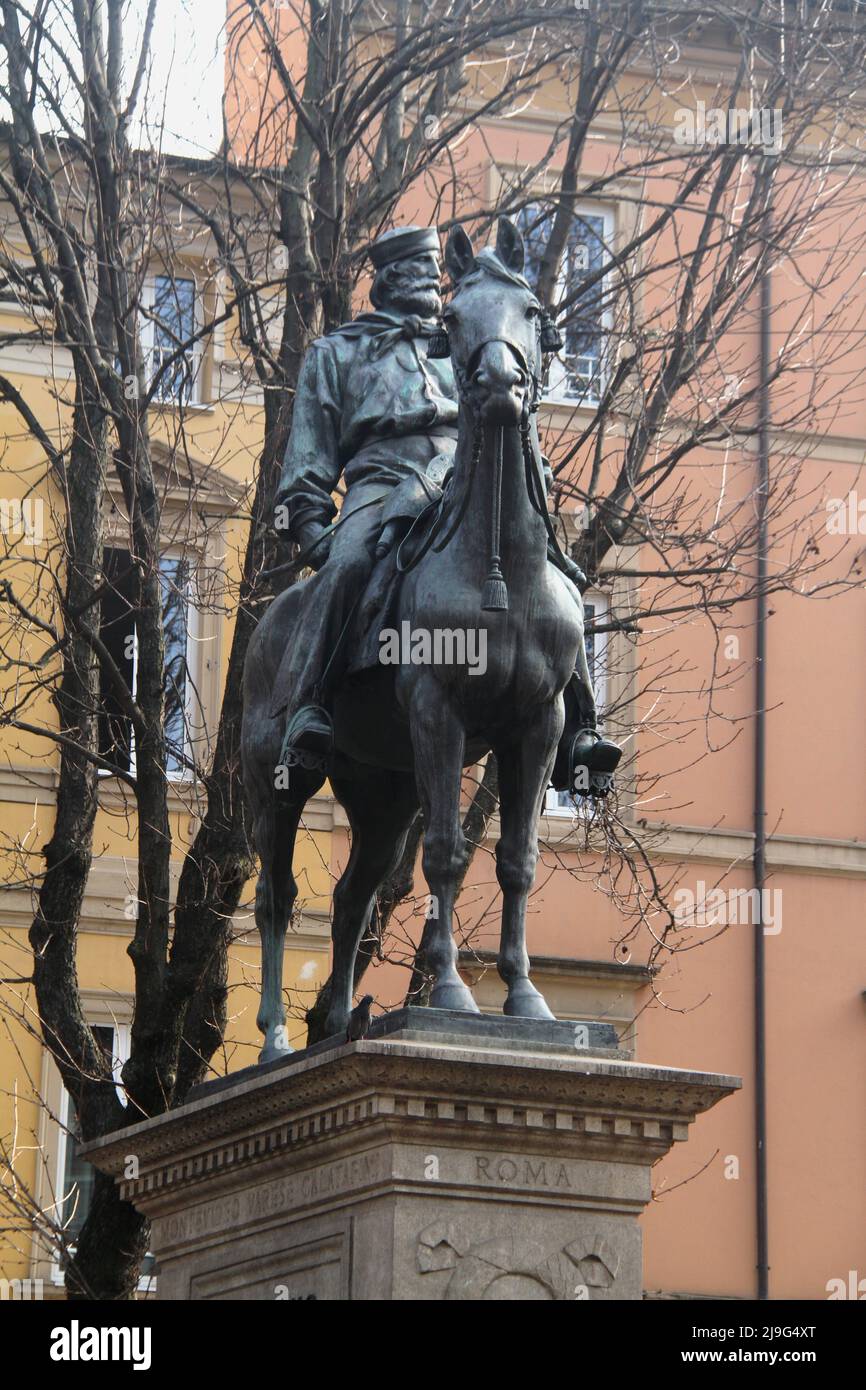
xmin=296 ymin=521 xmax=333 ymax=571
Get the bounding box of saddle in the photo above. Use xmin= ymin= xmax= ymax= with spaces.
xmin=346 ymin=456 xmax=451 ymax=676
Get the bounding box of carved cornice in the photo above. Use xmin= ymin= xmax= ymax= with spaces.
xmin=459 ymin=951 xmax=653 ymax=986
xmin=82 ymin=1038 xmax=739 ymax=1213
xmin=645 ymin=823 xmax=866 ymax=877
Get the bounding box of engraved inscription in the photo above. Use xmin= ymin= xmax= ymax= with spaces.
xmin=163 ymin=1151 xmax=386 ymax=1245
xmin=299 ymin=1150 xmax=385 ymax=1200
xmin=247 ymin=1178 xmax=294 ymax=1218
xmin=166 ymin=1196 xmax=242 ymax=1243
xmin=474 ymin=1155 xmax=573 ymax=1189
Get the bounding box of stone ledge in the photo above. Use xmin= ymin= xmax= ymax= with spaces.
xmin=364 ymin=1005 xmax=622 ymax=1051
xmin=83 ymin=1035 xmax=739 ymax=1204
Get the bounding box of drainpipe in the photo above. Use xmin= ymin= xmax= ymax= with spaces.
xmin=753 ymin=217 xmax=771 ymax=1302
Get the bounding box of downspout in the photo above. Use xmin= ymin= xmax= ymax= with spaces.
xmin=754 ymin=216 xmax=771 ymax=1302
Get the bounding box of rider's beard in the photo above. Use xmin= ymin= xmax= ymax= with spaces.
xmin=383 ymin=283 xmax=442 ymax=318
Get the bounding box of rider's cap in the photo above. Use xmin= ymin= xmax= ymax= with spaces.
xmin=369 ymin=226 xmax=440 ymax=269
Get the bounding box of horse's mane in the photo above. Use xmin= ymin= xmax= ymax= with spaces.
xmin=456 ymin=246 xmax=535 ymax=296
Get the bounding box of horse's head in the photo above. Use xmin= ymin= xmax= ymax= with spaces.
xmin=438 ymin=218 xmax=544 ymax=427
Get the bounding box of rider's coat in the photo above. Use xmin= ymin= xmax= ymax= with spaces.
xmin=275 ymin=311 xmax=458 ymax=539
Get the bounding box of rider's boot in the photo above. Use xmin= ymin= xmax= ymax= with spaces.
xmin=277 ymin=702 xmax=334 ymax=781
xmin=551 ymin=676 xmax=622 ymax=798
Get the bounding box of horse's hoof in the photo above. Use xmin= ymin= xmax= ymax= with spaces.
xmin=258 ymin=1025 xmax=293 ymax=1064
xmin=504 ymin=982 xmax=556 ymax=1020
xmin=430 ymin=980 xmax=481 ymax=1014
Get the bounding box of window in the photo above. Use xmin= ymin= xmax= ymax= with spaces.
xmin=546 ymin=589 xmax=610 ymax=815
xmin=141 ymin=274 xmax=201 ymax=405
xmin=161 ymin=555 xmax=193 ymax=772
xmin=55 ymin=1023 xmax=155 ymax=1288
xmin=516 ymin=203 xmax=614 ymax=406
xmin=98 ymin=546 xmax=197 ymax=777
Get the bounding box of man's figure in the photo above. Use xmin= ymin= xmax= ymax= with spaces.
xmin=272 ymin=225 xmax=620 ymax=792
xmin=271 ymin=226 xmax=456 ymax=771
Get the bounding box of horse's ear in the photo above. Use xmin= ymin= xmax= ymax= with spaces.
xmin=495 ymin=217 xmax=525 ymax=274
xmin=445 ymin=226 xmax=474 ymax=284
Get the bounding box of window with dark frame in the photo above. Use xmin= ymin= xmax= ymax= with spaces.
xmin=516 ymin=203 xmax=611 ymax=405
xmin=97 ymin=547 xmax=191 ymax=776
xmin=143 ymin=275 xmax=199 ymax=405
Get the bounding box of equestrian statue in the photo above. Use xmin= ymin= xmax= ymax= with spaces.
xmin=242 ymin=218 xmax=621 ymax=1060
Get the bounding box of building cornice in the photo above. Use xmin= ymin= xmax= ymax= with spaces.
xmin=531 ymin=814 xmax=866 ymax=878
xmin=2 ymin=767 xmax=862 ymax=940
xmin=459 ymin=950 xmax=653 ymax=985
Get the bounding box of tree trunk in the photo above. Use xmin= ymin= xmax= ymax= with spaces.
xmin=65 ymin=1172 xmax=149 ymax=1302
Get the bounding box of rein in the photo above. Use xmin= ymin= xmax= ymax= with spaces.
xmin=519 ymin=405 xmax=578 ymax=579
xmin=394 ymin=423 xmax=482 ymax=575
xmin=396 ymin=353 xmax=572 ymax=610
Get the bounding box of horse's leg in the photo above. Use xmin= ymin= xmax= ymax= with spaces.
xmin=251 ymin=787 xmax=305 ymax=1062
xmin=317 ymin=762 xmax=419 ymax=1040
xmin=248 ymin=704 xmax=325 ymax=1060
xmin=494 ymin=700 xmax=564 ymax=1019
xmin=409 ymin=676 xmax=480 ymax=1013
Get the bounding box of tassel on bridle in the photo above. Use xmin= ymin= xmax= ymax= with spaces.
xmin=481 ymin=426 xmax=508 ymax=611
xmin=416 ymin=316 xmax=561 ymax=611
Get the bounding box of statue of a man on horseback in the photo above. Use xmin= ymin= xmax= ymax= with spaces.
xmin=243 ymin=218 xmax=622 ymax=1061
xmin=270 ymin=226 xmax=457 ymax=773
xmin=270 ymin=223 xmax=619 ymax=793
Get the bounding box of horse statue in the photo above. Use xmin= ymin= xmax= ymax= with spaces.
xmin=242 ymin=217 xmax=592 ymax=1061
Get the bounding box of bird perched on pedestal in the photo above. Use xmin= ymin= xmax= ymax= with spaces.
xmin=346 ymin=994 xmax=375 ymax=1042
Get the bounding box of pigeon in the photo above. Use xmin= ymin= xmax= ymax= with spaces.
xmin=346 ymin=994 xmax=375 ymax=1042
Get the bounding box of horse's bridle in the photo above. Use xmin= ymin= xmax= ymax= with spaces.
xmin=396 ymin=326 xmax=575 ymax=603
xmin=450 ymin=336 xmax=542 ymax=416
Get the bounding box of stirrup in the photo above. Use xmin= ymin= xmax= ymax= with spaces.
xmin=568 ymin=727 xmax=622 ymax=799
xmin=277 ymin=704 xmax=333 ymax=781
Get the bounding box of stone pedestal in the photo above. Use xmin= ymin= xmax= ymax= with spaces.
xmin=82 ymin=1012 xmax=738 ymax=1301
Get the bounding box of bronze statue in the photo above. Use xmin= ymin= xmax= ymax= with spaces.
xmin=242 ymin=218 xmax=621 ymax=1060
xmin=269 ymin=226 xmax=457 ymax=774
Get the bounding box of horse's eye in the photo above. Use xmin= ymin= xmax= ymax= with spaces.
xmin=526 ymin=303 xmax=541 ymax=321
